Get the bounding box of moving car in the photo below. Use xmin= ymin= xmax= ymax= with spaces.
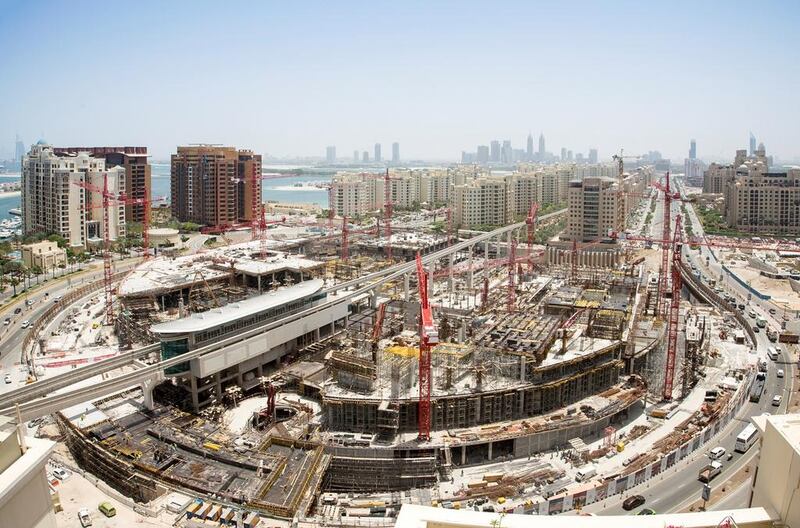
xmin=777 ymin=369 xmax=785 ymax=378
xmin=699 ymin=461 xmax=723 ymax=483
xmin=3 ymin=318 xmax=10 ymax=326
xmin=772 ymin=395 xmax=783 ymax=407
xmin=20 ymin=320 xmax=30 ymax=328
xmin=709 ymin=447 xmax=726 ymax=460
xmin=13 ymin=307 xmax=21 ymax=314
xmin=622 ymin=495 xmax=646 ymax=511
xmin=3 ymin=374 xmax=11 ymax=384
xmin=637 ymin=508 xmax=656 ymax=515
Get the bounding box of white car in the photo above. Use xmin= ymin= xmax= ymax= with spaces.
xmin=709 ymin=446 xmax=727 ymax=460
xmin=52 ymin=468 xmax=70 ymax=480
xmin=773 ymin=395 xmax=783 ymax=407
xmin=78 ymin=508 xmax=92 ymax=527
xmin=20 ymin=320 xmax=30 ymax=329
xmin=3 ymin=374 xmax=11 ymax=384
xmin=777 ymin=369 xmax=785 ymax=378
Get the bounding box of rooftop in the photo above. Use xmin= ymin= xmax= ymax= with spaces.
xmin=151 ymin=278 xmax=324 ymax=335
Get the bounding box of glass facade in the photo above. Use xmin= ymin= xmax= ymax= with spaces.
xmin=161 ymin=338 xmax=190 ymax=375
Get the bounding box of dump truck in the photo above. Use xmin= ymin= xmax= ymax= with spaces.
xmin=698 ymin=461 xmax=723 ymax=483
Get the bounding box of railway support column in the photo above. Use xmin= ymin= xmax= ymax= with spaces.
xmin=466 ymin=245 xmax=474 ymax=290
xmin=487 ymin=441 xmax=493 ymax=461
xmin=404 ymin=273 xmax=410 ymax=302
xmin=448 ymin=253 xmax=455 ymax=293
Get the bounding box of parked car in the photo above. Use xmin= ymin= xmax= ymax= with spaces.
xmin=98 ymin=502 xmax=116 ymax=518
xmin=78 ymin=508 xmax=92 ymax=527
xmin=623 ymin=495 xmax=646 ymax=511
xmin=52 ymin=468 xmax=70 ymax=480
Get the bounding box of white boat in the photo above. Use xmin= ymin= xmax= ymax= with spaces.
xmin=8 ymin=208 xmax=21 ymax=217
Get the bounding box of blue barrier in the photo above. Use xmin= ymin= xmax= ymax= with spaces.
xmin=722 ymin=264 xmax=771 ymax=300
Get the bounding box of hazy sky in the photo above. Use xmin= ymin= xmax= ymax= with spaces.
xmin=1 ymin=0 xmax=799 ymax=162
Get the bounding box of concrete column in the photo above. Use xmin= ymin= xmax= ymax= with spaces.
xmin=448 ymin=253 xmax=455 ymax=293
xmin=484 ymin=240 xmax=489 ymax=261
xmin=488 ymin=441 xmax=493 ymax=461
xmin=404 ymin=273 xmax=410 ymax=302
xmin=141 ymin=376 xmax=156 ymax=410
xmin=467 ymin=246 xmax=474 ymax=290
xmin=461 ymin=445 xmax=466 ymax=465
xmin=370 ymin=291 xmax=378 ymax=309
xmin=258 ymin=275 xmax=262 ymax=293
xmin=190 ymin=376 xmax=200 ymax=411
xmin=214 ymin=372 xmax=222 ymax=402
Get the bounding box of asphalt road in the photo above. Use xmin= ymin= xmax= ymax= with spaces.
xmin=0 ymin=258 xmax=140 ymax=393
xmin=580 ymin=176 xmax=795 ymax=515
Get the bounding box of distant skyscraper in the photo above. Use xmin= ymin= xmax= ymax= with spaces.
xmin=490 ymin=140 xmax=501 ymax=162
xmin=689 ymin=139 xmax=696 ymax=160
xmin=14 ymin=135 xmax=25 ymax=162
xmin=575 ymin=153 xmax=585 ymax=163
xmin=588 ymin=148 xmax=598 ymax=164
xmin=561 ymin=147 xmax=567 ymax=161
xmin=374 ymin=143 xmax=381 ymax=162
xmin=392 ymin=142 xmax=400 ymax=163
xmin=362 ymin=151 xmax=369 ymax=162
xmin=526 ymin=133 xmax=534 ymax=161
xmin=476 ymin=145 xmax=489 ymax=164
xmin=538 ymin=133 xmax=545 ymax=158
xmin=567 ymin=150 xmax=573 ymax=161
xmin=353 ymin=150 xmax=359 ymax=162
xmin=501 ymin=140 xmax=512 ymax=164
xmin=326 ymin=146 xmax=336 ymax=163
xmin=749 ymin=132 xmax=756 ymax=156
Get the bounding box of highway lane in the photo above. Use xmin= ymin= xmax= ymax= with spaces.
xmin=0 ymin=258 xmax=141 ymax=396
xmin=581 ymin=176 xmax=791 ymax=515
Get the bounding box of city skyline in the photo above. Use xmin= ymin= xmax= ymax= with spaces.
xmin=1 ymin=1 xmax=799 ymax=162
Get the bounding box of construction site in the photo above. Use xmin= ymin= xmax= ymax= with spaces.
xmin=27 ymin=167 xmax=785 ymax=524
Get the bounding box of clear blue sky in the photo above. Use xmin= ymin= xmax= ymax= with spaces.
xmin=1 ymin=0 xmax=798 ymax=162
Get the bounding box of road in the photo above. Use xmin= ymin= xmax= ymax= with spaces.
xmin=0 ymin=258 xmax=141 ymax=395
xmin=581 ymin=174 xmax=795 ymax=515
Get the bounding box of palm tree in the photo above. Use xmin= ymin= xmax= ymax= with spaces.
xmin=31 ymin=265 xmax=42 ymax=284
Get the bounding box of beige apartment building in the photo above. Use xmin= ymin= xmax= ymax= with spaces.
xmin=329 ymin=172 xmax=373 ymax=218
xmin=170 ymin=145 xmax=261 ymax=227
xmin=22 ymin=142 xmax=126 ymax=248
xmin=564 ymin=177 xmax=623 ymax=242
xmin=21 ymin=241 xmax=67 ymax=272
xmin=453 ymin=177 xmax=507 ymax=227
xmin=724 ymin=166 xmax=800 ymax=235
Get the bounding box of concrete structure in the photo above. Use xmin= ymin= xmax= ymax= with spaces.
xmin=21 ymin=240 xmax=66 ymax=272
xmin=392 ymin=142 xmax=400 ymax=163
xmin=170 ymin=145 xmax=261 ymax=227
xmin=374 ymin=143 xmax=382 ymax=163
xmin=750 ymin=414 xmax=800 ymax=526
xmin=564 ymin=177 xmax=623 ymax=242
xmin=325 ymin=145 xmax=336 ymax=163
xmin=329 ymin=172 xmax=373 ymax=217
xmin=453 ymin=177 xmax=507 ymax=227
xmin=146 ymin=227 xmax=181 ymax=248
xmin=152 ymin=278 xmax=347 ymax=410
xmin=0 ymin=417 xmax=57 ymax=528
xmin=22 ymin=142 xmax=126 ymax=248
xmin=53 ymin=146 xmax=150 ymax=223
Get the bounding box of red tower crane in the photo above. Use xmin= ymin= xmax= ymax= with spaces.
xmin=415 ymin=252 xmax=438 ymax=441
xmin=72 ymin=173 xmax=117 ymax=325
xmin=526 ymin=202 xmax=539 ymax=271
xmin=663 ymin=214 xmax=683 ymax=400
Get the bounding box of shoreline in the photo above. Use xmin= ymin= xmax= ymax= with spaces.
xmin=0 ymin=190 xmax=21 ymax=198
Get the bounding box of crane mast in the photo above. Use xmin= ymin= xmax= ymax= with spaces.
xmin=415 ymin=252 xmax=438 ymax=441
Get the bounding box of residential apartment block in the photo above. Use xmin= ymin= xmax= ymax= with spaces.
xmin=724 ymin=165 xmax=800 ymax=235
xmin=564 ymin=177 xmax=623 ymax=242
xmin=53 ymin=146 xmax=150 ymax=223
xmin=22 ymin=142 xmax=126 ymax=248
xmin=170 ymin=145 xmax=261 ymax=227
